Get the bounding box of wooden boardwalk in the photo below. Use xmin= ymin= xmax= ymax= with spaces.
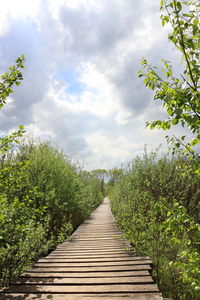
xmin=0 ymin=197 xmax=163 ymax=299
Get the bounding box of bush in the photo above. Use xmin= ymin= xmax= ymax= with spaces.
xmin=0 ymin=139 xmax=103 ymax=288
xmin=110 ymin=149 xmax=200 ymax=299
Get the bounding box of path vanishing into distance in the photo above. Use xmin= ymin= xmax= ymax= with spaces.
xmin=0 ymin=197 xmax=163 ymax=299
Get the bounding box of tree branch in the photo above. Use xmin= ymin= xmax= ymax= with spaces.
xmin=173 ymin=0 xmax=198 ymax=90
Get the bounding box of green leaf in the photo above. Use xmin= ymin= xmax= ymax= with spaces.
xmin=176 ymin=2 xmax=182 ymax=12
xmin=167 ymin=108 xmax=173 ymax=116
xmin=172 ymin=118 xmax=179 ymax=125
xmin=174 ymin=108 xmax=183 ymax=116
xmin=193 ymin=19 xmax=198 ymax=26
xmin=164 ymin=16 xmax=169 ymax=23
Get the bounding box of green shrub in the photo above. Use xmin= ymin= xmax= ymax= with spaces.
xmin=110 ymin=150 xmax=200 ymax=300
xmin=0 ymin=139 xmax=103 ymax=288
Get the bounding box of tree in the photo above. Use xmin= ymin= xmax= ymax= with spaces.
xmin=0 ymin=55 xmax=25 ymax=155
xmin=90 ymin=169 xmax=108 ymax=181
xmin=138 ymin=0 xmax=199 ymax=170
xmin=138 ymin=0 xmax=200 ymax=294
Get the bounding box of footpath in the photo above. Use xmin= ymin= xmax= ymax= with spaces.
xmin=0 ymin=197 xmax=163 ymax=299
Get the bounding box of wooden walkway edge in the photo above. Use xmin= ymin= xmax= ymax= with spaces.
xmin=0 ymin=197 xmax=163 ymax=299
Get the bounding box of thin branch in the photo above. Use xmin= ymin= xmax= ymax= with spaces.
xmin=180 ymin=74 xmax=200 ymax=118
xmin=173 ymin=0 xmax=198 ymax=90
xmin=172 ymin=135 xmax=196 ymax=157
xmin=180 ymin=74 xmax=195 ymax=90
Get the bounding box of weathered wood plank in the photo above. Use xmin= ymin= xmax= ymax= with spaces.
xmin=34 ymin=260 xmax=152 ymax=268
xmin=38 ymin=256 xmax=149 ymax=262
xmin=0 ymin=293 xmax=163 ymax=299
xmin=51 ymin=249 xmax=130 ymax=253
xmin=55 ymin=243 xmax=127 ymax=247
xmin=2 ymin=284 xmax=160 ymax=293
xmin=45 ymin=254 xmax=134 ymax=258
xmin=28 ymin=265 xmax=151 ymax=272
xmin=14 ymin=276 xmax=154 ymax=284
xmin=21 ymin=270 xmax=150 ymax=278
xmin=47 ymin=254 xmax=135 ymax=258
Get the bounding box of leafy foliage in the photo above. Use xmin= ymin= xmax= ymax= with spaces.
xmin=0 ymin=58 xmax=103 ymax=288
xmin=0 ymin=55 xmax=26 ymax=155
xmin=0 ymin=139 xmax=103 ymax=287
xmin=0 ymin=126 xmax=26 ymax=156
xmin=138 ymin=0 xmax=200 ymax=160
xmin=110 ymin=1 xmax=200 ymax=299
xmin=110 ymin=151 xmax=200 ymax=299
xmin=0 ymin=55 xmax=25 ymax=109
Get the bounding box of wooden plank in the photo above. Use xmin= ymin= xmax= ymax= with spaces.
xmin=55 ymin=244 xmax=127 ymax=248
xmin=46 ymin=253 xmax=134 ymax=260
xmin=46 ymin=254 xmax=134 ymax=258
xmin=73 ymin=233 xmax=123 ymax=236
xmin=49 ymin=252 xmax=130 ymax=256
xmin=55 ymin=245 xmax=126 ymax=249
xmin=56 ymin=246 xmax=130 ymax=250
xmin=72 ymin=237 xmax=125 ymax=240
xmin=68 ymin=244 xmax=132 ymax=248
xmin=28 ymin=265 xmax=151 ymax=272
xmin=38 ymin=256 xmax=150 ymax=262
xmin=2 ymin=284 xmax=160 ymax=293
xmin=14 ymin=276 xmax=154 ymax=285
xmin=75 ymin=230 xmax=122 ymax=233
xmin=0 ymin=293 xmax=163 ymax=300
xmin=34 ymin=260 xmax=152 ymax=267
xmin=51 ymin=249 xmax=129 ymax=253
xmin=76 ymin=231 xmax=123 ymax=233
xmin=58 ymin=241 xmax=125 ymax=245
xmin=21 ymin=270 xmax=150 ymax=278
xmin=69 ymin=243 xmax=131 ymax=246
xmin=61 ymin=240 xmax=125 ymax=243
xmin=54 ymin=244 xmax=131 ymax=249
xmin=52 ymin=246 xmax=130 ymax=250
xmin=55 ymin=244 xmax=128 ymax=249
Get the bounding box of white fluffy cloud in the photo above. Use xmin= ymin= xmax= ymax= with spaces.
xmin=0 ymin=0 xmax=189 ymax=169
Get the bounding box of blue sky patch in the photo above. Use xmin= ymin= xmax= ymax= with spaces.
xmin=59 ymin=70 xmax=85 ymax=95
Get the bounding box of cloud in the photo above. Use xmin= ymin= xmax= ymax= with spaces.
xmin=85 ymin=131 xmax=144 ymax=170
xmin=0 ymin=0 xmax=190 ymax=169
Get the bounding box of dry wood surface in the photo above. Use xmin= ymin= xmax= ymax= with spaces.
xmin=0 ymin=197 xmax=163 ymax=299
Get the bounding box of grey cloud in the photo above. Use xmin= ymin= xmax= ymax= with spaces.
xmin=57 ymin=0 xmax=167 ymax=118
xmin=108 ymin=32 xmax=183 ymax=119
xmin=0 ymin=0 xmax=187 ymax=169
xmin=111 ymin=59 xmax=153 ymax=115
xmin=0 ymin=19 xmax=52 ymax=130
xmin=58 ymin=0 xmax=150 ymax=58
xmin=32 ymin=95 xmax=99 ymax=159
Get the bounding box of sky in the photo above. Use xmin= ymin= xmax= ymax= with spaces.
xmin=0 ymin=0 xmax=191 ymax=170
